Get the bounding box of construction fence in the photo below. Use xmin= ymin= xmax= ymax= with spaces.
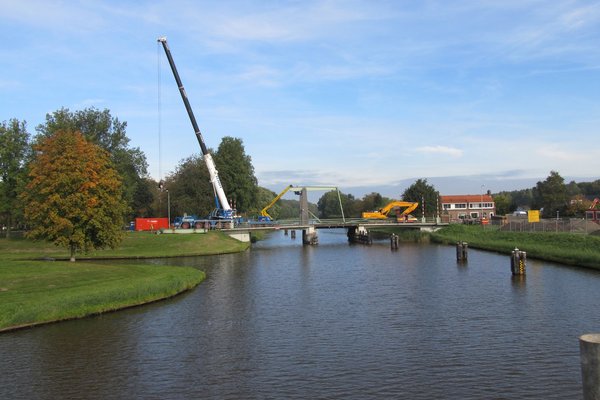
xmin=495 ymin=217 xmax=600 ymax=234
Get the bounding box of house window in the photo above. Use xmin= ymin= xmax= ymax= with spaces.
xmin=455 ymin=203 xmax=466 ymax=209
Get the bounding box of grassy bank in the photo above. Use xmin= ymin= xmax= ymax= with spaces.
xmin=371 ymin=227 xmax=429 ymax=242
xmin=0 ymin=231 xmax=249 ymax=331
xmin=1 ymin=230 xmax=249 ymax=260
xmin=0 ymin=261 xmax=205 ymax=331
xmin=431 ymin=224 xmax=600 ymax=269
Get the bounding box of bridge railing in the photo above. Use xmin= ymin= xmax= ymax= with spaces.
xmin=237 ymin=217 xmax=446 ymax=228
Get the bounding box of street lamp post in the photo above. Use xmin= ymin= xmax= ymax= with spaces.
xmin=167 ymin=189 xmax=171 ymax=228
xmin=480 ymin=184 xmax=485 ymax=220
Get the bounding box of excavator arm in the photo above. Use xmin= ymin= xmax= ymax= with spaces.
xmin=362 ymin=201 xmax=419 ymax=219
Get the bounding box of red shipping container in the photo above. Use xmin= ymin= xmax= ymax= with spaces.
xmin=135 ymin=218 xmax=170 ymax=231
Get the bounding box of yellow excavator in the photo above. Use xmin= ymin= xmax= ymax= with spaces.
xmin=259 ymin=185 xmax=296 ymax=221
xmin=362 ymin=201 xmax=419 ymax=221
xmin=259 ymin=185 xmax=341 ymax=222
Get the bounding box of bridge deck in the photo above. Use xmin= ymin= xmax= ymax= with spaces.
xmin=227 ymin=219 xmax=448 ymax=232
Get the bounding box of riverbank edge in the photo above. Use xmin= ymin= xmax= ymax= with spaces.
xmin=0 ymin=232 xmax=249 ymax=333
xmin=34 ymin=249 xmax=249 ymax=262
xmin=429 ymin=225 xmax=600 ymax=270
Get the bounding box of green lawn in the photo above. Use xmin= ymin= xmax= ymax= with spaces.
xmin=0 ymin=231 xmax=249 ymax=331
xmin=431 ymin=224 xmax=600 ymax=269
xmin=1 ymin=230 xmax=250 ymax=260
xmin=0 ymin=261 xmax=205 ymax=331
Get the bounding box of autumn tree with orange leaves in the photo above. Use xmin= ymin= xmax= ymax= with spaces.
xmin=21 ymin=130 xmax=127 ymax=261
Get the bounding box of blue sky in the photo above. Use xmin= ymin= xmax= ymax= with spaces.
xmin=2 ymin=0 xmax=600 ymax=198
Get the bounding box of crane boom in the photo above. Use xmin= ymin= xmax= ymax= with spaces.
xmin=260 ymin=185 xmax=293 ymax=220
xmin=258 ymin=185 xmax=343 ymax=222
xmin=157 ymin=37 xmax=233 ymax=217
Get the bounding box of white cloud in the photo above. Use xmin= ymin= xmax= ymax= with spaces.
xmin=208 ymin=0 xmax=392 ymax=42
xmin=0 ymin=0 xmax=106 ymax=32
xmin=73 ymin=98 xmax=106 ymax=108
xmin=415 ymin=146 xmax=464 ymax=158
xmin=536 ymin=145 xmax=583 ymax=161
xmin=236 ymin=65 xmax=282 ymax=87
xmin=559 ymin=3 xmax=600 ymax=31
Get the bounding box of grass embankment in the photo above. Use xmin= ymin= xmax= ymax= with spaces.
xmin=431 ymin=224 xmax=600 ymax=269
xmin=371 ymin=227 xmax=429 ymax=242
xmin=0 ymin=231 xmax=249 ymax=331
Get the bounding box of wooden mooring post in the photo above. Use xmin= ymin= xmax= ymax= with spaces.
xmin=580 ymin=333 xmax=600 ymax=400
xmin=511 ymin=248 xmax=526 ymax=275
xmin=456 ymin=241 xmax=468 ymax=263
xmin=390 ymin=234 xmax=399 ymax=250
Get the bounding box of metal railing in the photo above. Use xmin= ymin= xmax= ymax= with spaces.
xmin=498 ymin=218 xmax=600 ymax=234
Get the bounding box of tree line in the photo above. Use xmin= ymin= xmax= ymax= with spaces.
xmin=2 ymin=107 xmax=597 ymax=258
xmin=315 ymin=179 xmax=439 ymax=219
xmin=493 ymin=171 xmax=600 ymax=218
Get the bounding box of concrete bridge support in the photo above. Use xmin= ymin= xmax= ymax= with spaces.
xmin=298 ymin=187 xmax=319 ymax=245
xmin=302 ymin=226 xmax=318 ymax=245
xmin=227 ymin=231 xmax=251 ymax=242
xmin=347 ymin=225 xmax=372 ymax=245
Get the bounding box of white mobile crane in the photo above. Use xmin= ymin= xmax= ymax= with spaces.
xmin=157 ymin=37 xmax=234 ymax=220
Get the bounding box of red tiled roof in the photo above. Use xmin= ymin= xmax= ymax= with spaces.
xmin=440 ymin=194 xmax=494 ymax=203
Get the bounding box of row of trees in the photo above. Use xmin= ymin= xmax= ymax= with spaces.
xmin=157 ymin=137 xmax=258 ymax=219
xmin=316 ymin=179 xmax=439 ymax=219
xmin=2 ymin=105 xmax=597 ymax=259
xmin=494 ymin=171 xmax=600 ymax=218
xmin=1 ymin=108 xmax=151 ymax=237
xmin=0 ymin=107 xmax=261 ymax=259
xmin=315 ymin=172 xmax=599 ymax=220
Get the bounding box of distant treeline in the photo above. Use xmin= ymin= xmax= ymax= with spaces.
xmin=492 ymin=171 xmax=600 ymax=217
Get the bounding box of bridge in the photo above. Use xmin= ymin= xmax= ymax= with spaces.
xmin=163 ymin=186 xmax=448 ymax=244
xmin=225 ymin=218 xmax=448 ymax=244
xmin=229 ymin=186 xmax=447 ymax=244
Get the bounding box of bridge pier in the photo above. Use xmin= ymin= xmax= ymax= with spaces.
xmin=302 ymin=226 xmax=318 ymax=245
xmin=226 ymin=231 xmax=251 ymax=242
xmin=347 ymin=225 xmax=372 ymax=245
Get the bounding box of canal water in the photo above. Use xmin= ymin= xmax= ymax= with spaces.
xmin=1 ymin=229 xmax=599 ymax=399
